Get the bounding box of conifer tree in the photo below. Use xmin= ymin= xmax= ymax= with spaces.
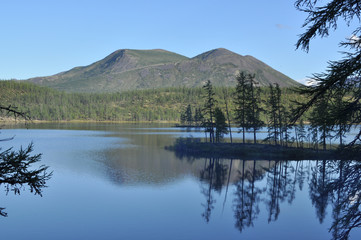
xmin=296 ymin=119 xmax=307 ymax=148
xmin=202 ymin=80 xmax=216 ymax=143
xmin=266 ymin=84 xmax=280 ymax=145
xmin=294 ymin=0 xmax=361 ymax=145
xmin=234 ymin=72 xmax=248 ymax=143
xmin=329 ymin=87 xmax=352 ymax=146
xmin=246 ymin=74 xmax=264 ymax=144
xmin=275 ymin=84 xmax=283 ymax=145
xmin=180 ymin=112 xmax=186 ymax=124
xmin=214 ymin=107 xmax=228 ymax=143
xmin=309 ymin=97 xmax=332 ymax=150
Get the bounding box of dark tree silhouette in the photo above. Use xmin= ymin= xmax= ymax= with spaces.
xmin=194 ymin=107 xmax=204 ymax=127
xmin=295 ymin=119 xmax=307 ymax=148
xmin=328 ymin=160 xmax=361 ymax=240
xmin=202 ymin=80 xmax=217 ymax=143
xmin=214 ymin=107 xmax=228 ymax=143
xmin=0 ymin=105 xmax=30 ymax=122
xmin=265 ymin=161 xmax=294 ymax=223
xmin=309 ymin=160 xmax=331 ymax=223
xmin=246 ymin=75 xmax=264 ymax=144
xmin=185 ymin=104 xmax=193 ymax=125
xmin=265 ymin=84 xmax=281 ymax=145
xmin=199 ymin=158 xmax=228 ymax=223
xmin=329 ymin=88 xmax=352 ymax=146
xmin=234 ymin=72 xmax=249 ymax=144
xmin=234 ymin=72 xmax=263 ymax=144
xmin=0 ymin=105 xmax=52 ymax=217
xmin=233 ymin=160 xmax=265 ymax=233
xmin=293 ymin=0 xmax=361 ymax=145
xmin=309 ymin=97 xmax=333 ymax=150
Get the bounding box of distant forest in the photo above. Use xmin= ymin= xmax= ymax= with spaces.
xmin=0 ymin=80 xmax=304 ymax=122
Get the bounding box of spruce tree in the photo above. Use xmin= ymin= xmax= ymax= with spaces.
xmin=214 ymin=107 xmax=228 ymax=143
xmin=202 ymin=80 xmax=216 ymax=143
xmin=246 ymin=74 xmax=264 ymax=144
xmin=310 ymin=97 xmax=332 ymax=150
xmin=266 ymin=84 xmax=280 ymax=145
xmin=296 ymin=119 xmax=307 ymax=148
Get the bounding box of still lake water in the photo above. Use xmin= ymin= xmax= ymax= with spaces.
xmin=0 ymin=123 xmax=360 ymax=240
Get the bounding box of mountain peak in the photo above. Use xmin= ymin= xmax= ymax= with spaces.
xmin=193 ymin=48 xmax=240 ymax=60
xmin=27 ymin=48 xmax=298 ymax=92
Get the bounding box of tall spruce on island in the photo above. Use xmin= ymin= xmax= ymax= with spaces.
xmin=247 ymin=74 xmax=264 ymax=144
xmin=233 ymin=71 xmax=263 ymax=144
xmin=234 ymin=72 xmax=248 ymax=143
xmin=202 ymin=80 xmax=216 ymax=143
xmin=266 ymin=83 xmax=281 ymax=145
xmin=214 ymin=107 xmax=229 ymax=143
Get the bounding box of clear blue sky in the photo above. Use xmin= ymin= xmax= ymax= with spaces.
xmin=0 ymin=0 xmax=355 ymax=83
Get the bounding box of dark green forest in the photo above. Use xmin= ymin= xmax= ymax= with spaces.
xmin=0 ymin=80 xmax=304 ymax=122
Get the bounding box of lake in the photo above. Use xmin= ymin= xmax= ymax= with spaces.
xmin=0 ymin=123 xmax=360 ymax=240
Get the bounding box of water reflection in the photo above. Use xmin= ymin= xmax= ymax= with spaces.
xmin=196 ymin=158 xmax=360 ymax=240
xmin=327 ymin=161 xmax=361 ymax=240
xmin=234 ymin=160 xmax=263 ymax=232
xmin=0 ymin=143 xmax=52 ymax=217
xmin=199 ymin=158 xmax=228 ymax=222
xmin=2 ymin=124 xmax=359 ymax=239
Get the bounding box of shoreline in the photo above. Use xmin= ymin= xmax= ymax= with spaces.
xmin=0 ymin=119 xmax=179 ymax=125
xmin=166 ymin=138 xmax=361 ymax=160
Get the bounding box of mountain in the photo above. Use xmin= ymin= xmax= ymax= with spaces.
xmin=28 ymin=48 xmax=299 ymax=92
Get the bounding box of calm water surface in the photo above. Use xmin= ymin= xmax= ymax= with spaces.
xmin=0 ymin=123 xmax=360 ymax=240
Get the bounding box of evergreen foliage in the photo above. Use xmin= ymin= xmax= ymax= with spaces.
xmin=245 ymin=74 xmax=264 ymax=144
xmin=0 ymin=80 xmax=302 ymax=124
xmin=214 ymin=107 xmax=228 ymax=143
xmin=265 ymin=84 xmax=281 ymax=145
xmin=202 ymin=80 xmax=217 ymax=143
xmin=233 ymin=72 xmax=248 ymax=143
xmin=294 ymin=0 xmax=361 ymax=145
xmin=309 ymin=97 xmax=333 ymax=150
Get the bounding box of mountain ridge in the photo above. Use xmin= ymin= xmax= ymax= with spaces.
xmin=28 ymin=48 xmax=299 ymax=92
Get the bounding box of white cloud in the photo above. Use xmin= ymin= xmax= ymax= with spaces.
xmin=297 ymin=78 xmax=319 ymax=86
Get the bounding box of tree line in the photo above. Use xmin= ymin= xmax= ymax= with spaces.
xmin=183 ymin=71 xmax=359 ymax=148
xmin=0 ymin=80 xmax=300 ymax=123
xmin=1 ymin=78 xmax=359 ymax=147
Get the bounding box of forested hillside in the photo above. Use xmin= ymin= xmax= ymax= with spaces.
xmin=0 ymin=80 xmax=303 ymax=122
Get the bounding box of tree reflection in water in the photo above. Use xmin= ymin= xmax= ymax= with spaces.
xmin=197 ymin=158 xmax=360 ymax=239
xmin=309 ymin=160 xmax=331 ymax=223
xmin=233 ymin=160 xmax=263 ymax=232
xmin=328 ymin=161 xmax=361 ymax=240
xmin=0 ymin=143 xmax=52 ymax=217
xmin=199 ymin=158 xmax=228 ymax=222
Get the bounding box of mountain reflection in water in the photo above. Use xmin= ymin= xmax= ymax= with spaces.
xmin=0 ymin=124 xmax=360 ymax=240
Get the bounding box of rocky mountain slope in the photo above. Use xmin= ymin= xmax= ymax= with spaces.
xmin=28 ymin=48 xmax=299 ymax=92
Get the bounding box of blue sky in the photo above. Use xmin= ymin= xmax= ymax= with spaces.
xmin=0 ymin=0 xmax=355 ymax=83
